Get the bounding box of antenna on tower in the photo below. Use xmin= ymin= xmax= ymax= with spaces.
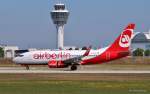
xmin=59 ymin=0 xmax=62 ymax=4
xmin=56 ymin=0 xmax=62 ymax=4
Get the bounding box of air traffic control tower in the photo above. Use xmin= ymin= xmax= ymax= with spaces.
xmin=51 ymin=4 xmax=69 ymax=49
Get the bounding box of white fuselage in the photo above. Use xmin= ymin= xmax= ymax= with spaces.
xmin=13 ymin=47 xmax=108 ymax=65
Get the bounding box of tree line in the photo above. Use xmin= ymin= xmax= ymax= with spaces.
xmin=132 ymin=48 xmax=150 ymax=56
xmin=0 ymin=47 xmax=4 ymax=58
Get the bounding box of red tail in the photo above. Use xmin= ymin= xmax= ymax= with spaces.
xmin=81 ymin=24 xmax=135 ymax=65
xmin=108 ymin=24 xmax=135 ymax=52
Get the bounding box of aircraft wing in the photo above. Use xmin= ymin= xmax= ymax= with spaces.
xmin=63 ymin=46 xmax=92 ymax=65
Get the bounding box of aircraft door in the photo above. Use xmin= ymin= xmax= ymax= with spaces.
xmin=106 ymin=52 xmax=110 ymax=60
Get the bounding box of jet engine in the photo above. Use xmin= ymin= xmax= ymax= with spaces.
xmin=48 ymin=60 xmax=68 ymax=68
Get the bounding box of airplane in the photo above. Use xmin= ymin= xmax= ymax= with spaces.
xmin=13 ymin=23 xmax=135 ymax=70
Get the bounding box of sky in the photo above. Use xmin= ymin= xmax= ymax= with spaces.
xmin=0 ymin=0 xmax=150 ymax=49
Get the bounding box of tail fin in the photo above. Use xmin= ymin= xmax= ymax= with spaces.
xmin=108 ymin=24 xmax=135 ymax=52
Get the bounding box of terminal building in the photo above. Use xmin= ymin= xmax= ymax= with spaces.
xmin=0 ymin=45 xmax=19 ymax=59
xmin=131 ymin=31 xmax=150 ymax=50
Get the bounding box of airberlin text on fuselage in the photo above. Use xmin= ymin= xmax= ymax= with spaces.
xmin=33 ymin=52 xmax=71 ymax=60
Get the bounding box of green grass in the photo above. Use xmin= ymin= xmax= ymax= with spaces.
xmin=0 ymin=80 xmax=149 ymax=94
xmin=0 ymin=57 xmax=150 ymax=94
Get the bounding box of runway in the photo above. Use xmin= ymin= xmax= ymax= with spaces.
xmin=1 ymin=70 xmax=150 ymax=74
xmin=0 ymin=67 xmax=150 ymax=73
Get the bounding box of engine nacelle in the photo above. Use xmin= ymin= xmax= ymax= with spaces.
xmin=48 ymin=60 xmax=68 ymax=68
xmin=79 ymin=61 xmax=86 ymax=65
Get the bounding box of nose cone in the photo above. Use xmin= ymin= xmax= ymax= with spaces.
xmin=13 ymin=57 xmax=17 ymax=63
xmin=13 ymin=57 xmax=21 ymax=64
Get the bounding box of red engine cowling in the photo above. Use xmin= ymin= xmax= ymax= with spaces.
xmin=48 ymin=60 xmax=67 ymax=68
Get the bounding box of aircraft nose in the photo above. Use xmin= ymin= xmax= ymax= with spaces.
xmin=13 ymin=57 xmax=20 ymax=64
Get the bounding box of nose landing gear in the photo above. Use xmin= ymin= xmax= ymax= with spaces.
xmin=22 ymin=65 xmax=30 ymax=70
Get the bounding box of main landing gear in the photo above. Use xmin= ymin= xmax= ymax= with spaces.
xmin=70 ymin=65 xmax=77 ymax=71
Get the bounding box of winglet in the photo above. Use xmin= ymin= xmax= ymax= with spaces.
xmin=83 ymin=46 xmax=92 ymax=56
xmin=124 ymin=23 xmax=135 ymax=30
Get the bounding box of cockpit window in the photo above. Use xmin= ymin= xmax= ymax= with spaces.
xmin=16 ymin=55 xmax=24 ymax=57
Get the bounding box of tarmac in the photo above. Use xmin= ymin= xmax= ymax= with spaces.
xmin=0 ymin=67 xmax=150 ymax=74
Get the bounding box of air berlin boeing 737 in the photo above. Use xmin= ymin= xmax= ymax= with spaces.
xmin=13 ymin=24 xmax=135 ymax=70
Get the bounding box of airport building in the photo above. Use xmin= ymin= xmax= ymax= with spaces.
xmin=51 ymin=3 xmax=69 ymax=49
xmin=131 ymin=31 xmax=150 ymax=50
xmin=1 ymin=45 xmax=19 ymax=59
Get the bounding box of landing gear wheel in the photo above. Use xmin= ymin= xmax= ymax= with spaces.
xmin=71 ymin=65 xmax=77 ymax=71
xmin=25 ymin=65 xmax=30 ymax=70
